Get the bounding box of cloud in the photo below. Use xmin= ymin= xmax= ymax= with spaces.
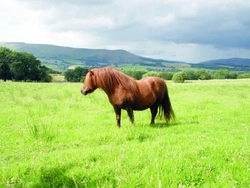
xmin=1 ymin=0 xmax=250 ymax=62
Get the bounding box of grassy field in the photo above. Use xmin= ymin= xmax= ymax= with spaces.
xmin=0 ymin=79 xmax=250 ymax=187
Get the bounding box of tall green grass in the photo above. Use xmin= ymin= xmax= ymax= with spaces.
xmin=1 ymin=79 xmax=249 ymax=187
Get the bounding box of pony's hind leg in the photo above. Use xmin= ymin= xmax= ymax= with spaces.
xmin=150 ymin=105 xmax=158 ymax=124
xmin=126 ymin=108 xmax=134 ymax=123
xmin=114 ymin=107 xmax=121 ymax=127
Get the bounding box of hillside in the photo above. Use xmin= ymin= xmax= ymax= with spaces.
xmin=0 ymin=42 xmax=184 ymax=71
xmin=1 ymin=42 xmax=250 ymax=72
xmin=191 ymin=58 xmax=250 ymax=71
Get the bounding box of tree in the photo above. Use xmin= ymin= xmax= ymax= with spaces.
xmin=237 ymin=73 xmax=250 ymax=79
xmin=0 ymin=47 xmax=52 ymax=82
xmin=159 ymin=72 xmax=173 ymax=80
xmin=10 ymin=52 xmax=44 ymax=81
xmin=185 ymin=70 xmax=197 ymax=80
xmin=64 ymin=69 xmax=74 ymax=82
xmin=172 ymin=72 xmax=185 ymax=83
xmin=74 ymin=66 xmax=88 ymax=81
xmin=0 ymin=61 xmax=11 ymax=81
xmin=142 ymin=71 xmax=160 ymax=78
xmin=64 ymin=67 xmax=88 ymax=82
xmin=39 ymin=65 xmax=52 ymax=82
xmin=0 ymin=47 xmax=12 ymax=81
xmin=122 ymin=70 xmax=146 ymax=80
xmin=195 ymin=69 xmax=212 ymax=80
xmin=142 ymin=71 xmax=173 ymax=80
xmin=213 ymin=69 xmax=238 ymax=79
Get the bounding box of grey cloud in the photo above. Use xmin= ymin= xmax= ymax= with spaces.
xmin=1 ymin=0 xmax=250 ymax=62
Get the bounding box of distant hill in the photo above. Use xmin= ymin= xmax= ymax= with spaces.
xmin=200 ymin=58 xmax=250 ymax=66
xmin=1 ymin=42 xmax=250 ymax=72
xmin=0 ymin=42 xmax=185 ymax=71
xmin=192 ymin=58 xmax=250 ymax=71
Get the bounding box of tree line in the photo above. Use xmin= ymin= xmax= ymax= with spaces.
xmin=120 ymin=69 xmax=250 ymax=81
xmin=1 ymin=46 xmax=249 ymax=83
xmin=0 ymin=47 xmax=52 ymax=82
xmin=64 ymin=66 xmax=250 ymax=83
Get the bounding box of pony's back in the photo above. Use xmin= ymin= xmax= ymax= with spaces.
xmin=94 ymin=68 xmax=138 ymax=94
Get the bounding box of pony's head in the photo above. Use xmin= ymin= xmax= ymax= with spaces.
xmin=81 ymin=67 xmax=138 ymax=96
xmin=81 ymin=70 xmax=97 ymax=95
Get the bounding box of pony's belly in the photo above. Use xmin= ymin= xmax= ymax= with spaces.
xmin=115 ymin=101 xmax=152 ymax=111
xmin=132 ymin=101 xmax=155 ymax=110
xmin=133 ymin=107 xmax=149 ymax=111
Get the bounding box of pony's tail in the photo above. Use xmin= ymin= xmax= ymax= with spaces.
xmin=161 ymin=88 xmax=175 ymax=123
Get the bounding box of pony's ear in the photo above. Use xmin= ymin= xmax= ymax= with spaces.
xmin=88 ymin=70 xmax=94 ymax=75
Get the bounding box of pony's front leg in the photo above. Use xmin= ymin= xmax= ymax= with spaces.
xmin=126 ymin=109 xmax=134 ymax=123
xmin=113 ymin=107 xmax=121 ymax=128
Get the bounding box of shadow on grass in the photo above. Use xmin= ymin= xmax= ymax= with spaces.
xmin=31 ymin=165 xmax=117 ymax=188
xmin=149 ymin=122 xmax=178 ymax=129
xmin=149 ymin=120 xmax=199 ymax=129
xmin=31 ymin=166 xmax=75 ymax=188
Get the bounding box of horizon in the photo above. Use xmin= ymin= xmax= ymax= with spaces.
xmin=1 ymin=41 xmax=250 ymax=64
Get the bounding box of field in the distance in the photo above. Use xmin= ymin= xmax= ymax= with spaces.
xmin=1 ymin=79 xmax=250 ymax=187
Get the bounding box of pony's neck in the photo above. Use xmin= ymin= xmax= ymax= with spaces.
xmin=94 ymin=68 xmax=138 ymax=96
xmin=95 ymin=70 xmax=117 ymax=95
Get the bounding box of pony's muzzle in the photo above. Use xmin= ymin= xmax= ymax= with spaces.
xmin=81 ymin=90 xmax=87 ymax=95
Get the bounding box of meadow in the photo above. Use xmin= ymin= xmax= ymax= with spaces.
xmin=0 ymin=79 xmax=249 ymax=187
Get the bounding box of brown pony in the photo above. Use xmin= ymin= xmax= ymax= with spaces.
xmin=81 ymin=67 xmax=175 ymax=127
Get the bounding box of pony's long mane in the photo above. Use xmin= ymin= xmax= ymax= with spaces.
xmin=93 ymin=68 xmax=138 ymax=94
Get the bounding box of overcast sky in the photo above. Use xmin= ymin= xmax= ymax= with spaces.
xmin=1 ymin=0 xmax=250 ymax=63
